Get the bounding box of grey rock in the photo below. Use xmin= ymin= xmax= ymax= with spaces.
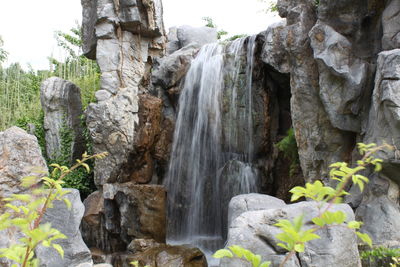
xmin=152 ymin=43 xmax=200 ymax=89
xmin=364 ymin=49 xmax=400 ymax=167
xmin=277 ymin=0 xmax=350 ymax=183
xmin=221 ymin=201 xmax=361 ymax=267
xmin=96 ymin=21 xmax=116 ymax=39
xmin=0 ymin=127 xmax=47 ymax=197
xmin=382 ymin=0 xmax=400 ymax=50
xmin=261 ymin=20 xmax=290 ymax=74
xmin=40 ymin=77 xmax=85 ymax=163
xmin=95 ymin=89 xmax=112 ymax=102
xmin=227 ymin=193 xmax=286 ymax=228
xmin=356 ymin=194 xmax=400 ymax=247
xmin=166 ymin=27 xmax=180 ymax=55
xmin=0 ymin=127 xmax=47 ymax=267
xmin=309 ymin=21 xmax=367 ymax=132
xmin=86 ymin=86 xmax=139 ymax=185
xmin=36 ymin=189 xmax=93 ymax=267
xmin=93 ymin=264 xmax=113 ymax=267
xmin=81 ymin=0 xmax=98 ymax=59
xmin=176 ymin=25 xmax=218 ymax=49
xmin=317 ymin=0 xmax=385 ymax=58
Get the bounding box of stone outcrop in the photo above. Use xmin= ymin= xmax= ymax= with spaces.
xmin=0 ymin=127 xmax=47 ymax=198
xmin=166 ymin=25 xmax=217 ymax=55
xmin=81 ymin=185 xmax=166 ymax=254
xmin=40 ymin=77 xmax=85 ymax=162
xmin=222 ymin=197 xmax=361 ymax=267
xmin=382 ymin=0 xmax=400 ymax=51
xmin=82 ymin=0 xmax=166 ymax=186
xmin=112 ymin=245 xmax=207 ymax=267
xmin=36 ymin=189 xmax=93 ymax=267
xmin=0 ymin=128 xmax=90 ymax=267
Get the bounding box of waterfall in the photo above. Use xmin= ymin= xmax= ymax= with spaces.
xmin=165 ymin=36 xmax=258 ymax=256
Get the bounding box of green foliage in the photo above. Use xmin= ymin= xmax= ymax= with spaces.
xmin=361 ymin=246 xmax=400 ymax=260
xmin=213 ymin=246 xmax=271 ymax=267
xmin=276 ymin=128 xmax=300 ymax=177
xmin=15 ymin=112 xmax=47 ymax=158
xmin=0 ymin=152 xmax=107 ymax=267
xmin=202 ymin=16 xmax=228 ymax=40
xmin=0 ymin=36 xmax=8 ymax=63
xmin=202 ymin=17 xmax=216 ymax=28
xmin=214 ymin=143 xmax=392 ymax=266
xmin=226 ymin=34 xmax=248 ymax=42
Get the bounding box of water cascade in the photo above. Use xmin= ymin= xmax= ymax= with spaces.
xmin=165 ymin=36 xmax=259 ymax=255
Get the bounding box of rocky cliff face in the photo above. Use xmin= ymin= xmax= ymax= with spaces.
xmin=261 ymin=0 xmax=400 ymax=249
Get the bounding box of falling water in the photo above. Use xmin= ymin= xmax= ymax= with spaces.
xmin=165 ymin=36 xmax=258 ymax=257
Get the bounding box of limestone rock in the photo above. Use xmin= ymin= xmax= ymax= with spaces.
xmin=152 ymin=43 xmax=200 ymax=90
xmin=309 ymin=21 xmax=367 ymax=132
xmin=40 ymin=77 xmax=85 ymax=162
xmin=86 ymin=86 xmax=138 ymax=186
xmin=0 ymin=127 xmax=48 ymax=267
xmin=165 ymin=25 xmax=217 ymax=55
xmin=364 ymin=49 xmax=400 ymax=174
xmin=227 ymin=193 xmax=286 ymax=228
xmin=382 ymin=0 xmax=400 ymax=50
xmin=261 ymin=20 xmax=290 ymax=74
xmin=221 ymin=201 xmax=361 ymax=267
xmin=36 ymin=189 xmax=93 ymax=267
xmin=81 ymin=0 xmax=98 ymax=59
xmin=277 ymin=0 xmax=352 ymax=183
xmin=113 ymin=245 xmax=207 ymax=267
xmin=0 ymin=127 xmax=47 ymax=197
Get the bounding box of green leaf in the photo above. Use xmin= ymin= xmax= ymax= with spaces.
xmin=259 ymin=261 xmax=271 ymax=267
xmin=348 ymin=221 xmax=362 ymax=229
xmin=52 ymin=244 xmax=64 ymax=258
xmin=229 ymin=245 xmax=244 ymax=258
xmin=357 ymin=232 xmax=373 ymax=248
xmin=312 ymin=217 xmax=325 ymax=227
xmin=294 ymin=243 xmax=305 ymax=252
xmin=213 ymin=249 xmax=233 ymax=258
xmin=63 ymin=198 xmax=72 ymax=210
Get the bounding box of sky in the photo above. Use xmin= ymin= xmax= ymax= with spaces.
xmin=0 ymin=0 xmax=280 ymax=70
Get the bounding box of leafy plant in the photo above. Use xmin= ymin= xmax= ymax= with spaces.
xmin=0 ymin=36 xmax=8 ymax=63
xmin=214 ymin=245 xmax=271 ymax=267
xmin=361 ymin=246 xmax=400 ymax=266
xmin=275 ymin=128 xmax=300 ymax=177
xmin=214 ymin=143 xmax=392 ymax=266
xmin=0 ymin=152 xmax=108 ymax=267
xmin=202 ymin=17 xmax=228 ymax=40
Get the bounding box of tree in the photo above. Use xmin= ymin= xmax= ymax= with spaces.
xmin=0 ymin=36 xmax=8 ymax=63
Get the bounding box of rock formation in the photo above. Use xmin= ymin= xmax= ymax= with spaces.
xmin=222 ymin=195 xmax=361 ymax=267
xmin=0 ymin=127 xmax=91 ymax=267
xmin=40 ymin=77 xmax=85 ymax=163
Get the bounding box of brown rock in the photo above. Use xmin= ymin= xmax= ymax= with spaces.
xmin=127 ymin=239 xmax=161 ymax=253
xmin=103 ymin=183 xmax=166 ymax=244
xmin=112 ymin=245 xmax=207 ymax=267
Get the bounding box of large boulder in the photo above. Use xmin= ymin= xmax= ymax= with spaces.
xmin=0 ymin=127 xmax=47 ymax=197
xmin=81 ymin=184 xmax=166 ymax=254
xmin=166 ymin=25 xmax=217 ymax=55
xmin=227 ymin=194 xmax=286 ymax=228
xmin=221 ymin=200 xmax=361 ymax=267
xmin=40 ymin=77 xmax=85 ymax=163
xmin=36 ymin=189 xmax=93 ymax=267
xmin=112 ymin=245 xmax=207 ymax=267
xmin=0 ymin=127 xmax=48 ymax=267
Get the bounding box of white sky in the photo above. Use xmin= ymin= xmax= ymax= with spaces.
xmin=0 ymin=0 xmax=280 ymax=70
